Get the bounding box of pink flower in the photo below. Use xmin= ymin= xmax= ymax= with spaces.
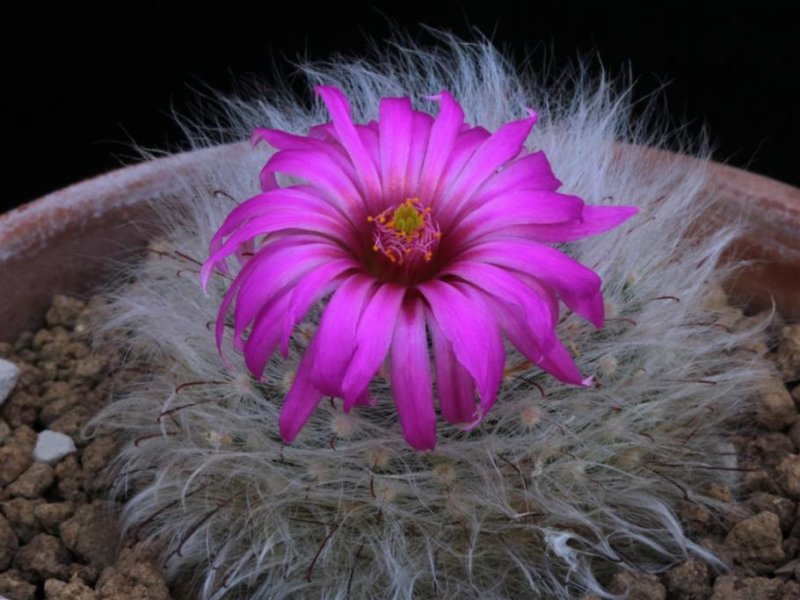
xmin=201 ymin=86 xmax=637 ymax=450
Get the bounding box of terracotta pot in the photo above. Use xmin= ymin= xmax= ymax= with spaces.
xmin=1 ymin=146 xmax=798 ymax=343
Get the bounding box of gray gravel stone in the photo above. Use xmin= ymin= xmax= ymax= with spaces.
xmin=34 ymin=430 xmax=77 ymax=465
xmin=0 ymin=357 xmax=20 ymax=405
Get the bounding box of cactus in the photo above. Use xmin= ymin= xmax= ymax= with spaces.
xmin=89 ymin=36 xmax=771 ymax=599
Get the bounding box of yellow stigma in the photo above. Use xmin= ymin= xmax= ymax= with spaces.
xmin=389 ymin=198 xmax=425 ymax=236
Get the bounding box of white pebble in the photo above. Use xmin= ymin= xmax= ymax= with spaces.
xmin=33 ymin=430 xmax=76 ymax=464
xmin=0 ymin=358 xmax=20 ymax=405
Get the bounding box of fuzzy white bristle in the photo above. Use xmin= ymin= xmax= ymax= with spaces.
xmin=88 ymin=34 xmax=771 ymax=599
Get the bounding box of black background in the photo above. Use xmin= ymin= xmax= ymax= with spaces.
xmin=5 ymin=4 xmax=798 ymax=212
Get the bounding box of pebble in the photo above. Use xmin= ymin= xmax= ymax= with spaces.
xmin=45 ymin=294 xmax=86 ymax=329
xmin=747 ymin=492 xmax=797 ymax=534
xmin=81 ymin=436 xmax=116 ymax=495
xmin=663 ymin=557 xmax=711 ymax=599
xmin=725 ymin=511 xmax=785 ymax=571
xmin=45 ymin=577 xmax=99 ymax=600
xmin=0 ymin=513 xmax=19 ymax=571
xmin=33 ymin=429 xmax=77 ymax=465
xmin=14 ymin=533 xmax=72 ymax=581
xmin=8 ymin=462 xmax=55 ymax=499
xmin=34 ymin=502 xmax=75 ymax=535
xmin=776 ymin=454 xmax=800 ymax=500
xmin=95 ymin=545 xmax=172 ymax=600
xmin=0 ymin=357 xmax=20 ymax=405
xmin=757 ymin=382 xmax=797 ymax=431
xmin=789 ymin=418 xmax=800 ymax=452
xmin=777 ymin=324 xmax=800 ymax=380
xmin=1 ymin=497 xmax=44 ymax=544
xmin=0 ymin=570 xmax=36 ymax=600
xmin=609 ymin=571 xmax=666 ymax=599
xmin=710 ymin=574 xmax=784 ymax=599
xmin=60 ymin=501 xmax=121 ymax=570
xmin=0 ymin=425 xmax=36 ymax=486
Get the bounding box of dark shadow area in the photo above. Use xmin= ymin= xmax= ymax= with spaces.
xmin=6 ymin=4 xmax=798 ymax=210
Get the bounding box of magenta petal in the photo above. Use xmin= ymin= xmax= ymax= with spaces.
xmin=533 ymin=336 xmax=585 ymax=385
xmin=391 ymin=300 xmax=436 ymax=451
xmin=261 ymin=150 xmax=365 ymax=218
xmin=524 ymin=204 xmax=640 ymax=243
xmin=403 ymin=112 xmax=433 ymax=199
xmin=310 ymin=274 xmax=375 ymax=396
xmin=253 ymin=128 xmax=346 ymax=160
xmin=244 ymin=293 xmax=293 ymax=378
xmin=439 ymin=113 xmax=538 ymax=223
xmin=379 ymin=97 xmax=414 ymax=200
xmin=208 ymin=238 xmax=338 ymax=353
xmin=433 ymin=127 xmax=491 ymax=207
xmin=341 ymin=283 xmax=405 ymax=410
xmin=232 ymin=248 xmax=327 ymax=344
xmin=477 ymin=286 xmax=584 ymax=385
xmin=418 ymin=280 xmax=504 ymax=420
xmin=430 ymin=318 xmax=477 ymax=426
xmin=418 ymin=91 xmax=465 ymax=201
xmin=315 ymin=86 xmax=382 ymax=202
xmin=206 ymin=209 xmax=348 ymax=272
xmin=213 ymin=274 xmax=241 ymax=359
xmin=280 ymin=258 xmax=358 ymax=356
xmin=450 ymin=191 xmax=584 ymax=244
xmin=475 ymin=151 xmax=561 ymax=200
xmin=356 ymin=123 xmax=382 ymax=204
xmin=463 ymin=240 xmax=605 ymax=328
xmin=443 ymin=261 xmax=558 ymax=354
xmin=279 ymin=341 xmax=324 ymax=443
xmin=207 ymin=188 xmax=348 ymax=259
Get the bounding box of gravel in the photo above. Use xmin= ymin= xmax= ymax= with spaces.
xmin=0 ymin=358 xmax=20 ymax=406
xmin=0 ymin=294 xmax=798 ymax=599
xmin=0 ymin=295 xmax=170 ymax=600
xmin=32 ymin=431 xmax=76 ymax=466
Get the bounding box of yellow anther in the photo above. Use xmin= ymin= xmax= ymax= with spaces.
xmin=424 ymin=252 xmax=432 ymax=261
xmin=367 ymin=216 xmax=374 ymax=223
xmin=372 ymin=245 xmax=379 ymax=252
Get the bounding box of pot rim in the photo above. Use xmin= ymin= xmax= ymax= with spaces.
xmin=1 ymin=143 xmax=798 ymax=343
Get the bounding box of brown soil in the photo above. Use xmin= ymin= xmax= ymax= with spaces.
xmin=0 ymin=295 xmax=799 ymax=600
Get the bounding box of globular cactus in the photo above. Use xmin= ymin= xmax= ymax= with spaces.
xmin=89 ymin=37 xmax=771 ymax=599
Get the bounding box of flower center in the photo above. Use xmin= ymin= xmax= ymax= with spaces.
xmin=368 ymin=198 xmax=441 ymax=265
